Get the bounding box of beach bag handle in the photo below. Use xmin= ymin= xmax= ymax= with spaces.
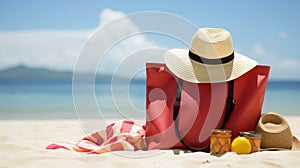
xmin=173 ymin=78 xmax=235 ymax=152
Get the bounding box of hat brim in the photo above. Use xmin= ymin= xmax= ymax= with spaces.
xmin=260 ymin=136 xmax=300 ymax=151
xmin=164 ymin=49 xmax=257 ymax=83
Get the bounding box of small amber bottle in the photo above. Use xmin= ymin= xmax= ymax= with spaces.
xmin=210 ymin=129 xmax=232 ymax=154
xmin=239 ymin=131 xmax=262 ymax=153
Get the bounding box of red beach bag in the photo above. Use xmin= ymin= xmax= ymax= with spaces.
xmin=145 ymin=63 xmax=270 ymax=151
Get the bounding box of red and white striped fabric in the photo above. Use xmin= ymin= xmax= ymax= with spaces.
xmin=46 ymin=120 xmax=147 ymax=154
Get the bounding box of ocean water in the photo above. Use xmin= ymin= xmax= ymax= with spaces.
xmin=0 ymin=79 xmax=299 ymax=120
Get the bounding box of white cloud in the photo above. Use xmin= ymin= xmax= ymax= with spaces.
xmin=251 ymin=44 xmax=271 ymax=64
xmin=0 ymin=30 xmax=91 ymax=71
xmin=253 ymin=44 xmax=265 ymax=56
xmin=0 ymin=8 xmax=161 ymax=76
xmin=74 ymin=8 xmax=161 ymax=75
xmin=250 ymin=43 xmax=300 ymax=80
xmin=278 ymin=31 xmax=288 ymax=39
xmin=279 ymin=59 xmax=300 ymax=69
xmin=271 ymin=59 xmax=300 ymax=80
xmin=99 ymin=8 xmax=125 ymax=27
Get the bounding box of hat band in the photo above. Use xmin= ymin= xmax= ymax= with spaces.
xmin=189 ymin=50 xmax=234 ymax=65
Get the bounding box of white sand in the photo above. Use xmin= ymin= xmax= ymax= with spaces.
xmin=1 ymin=117 xmax=300 ymax=168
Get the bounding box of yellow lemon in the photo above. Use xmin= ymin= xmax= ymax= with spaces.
xmin=231 ymin=136 xmax=251 ymax=154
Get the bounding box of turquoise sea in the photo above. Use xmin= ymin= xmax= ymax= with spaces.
xmin=0 ymin=79 xmax=299 ymax=119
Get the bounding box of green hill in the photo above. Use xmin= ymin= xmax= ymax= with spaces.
xmin=0 ymin=65 xmax=72 ymax=80
xmin=0 ymin=65 xmax=145 ymax=82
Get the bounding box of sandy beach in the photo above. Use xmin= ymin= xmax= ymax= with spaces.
xmin=1 ymin=117 xmax=300 ymax=168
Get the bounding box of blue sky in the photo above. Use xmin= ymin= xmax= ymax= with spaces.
xmin=0 ymin=0 xmax=300 ymax=80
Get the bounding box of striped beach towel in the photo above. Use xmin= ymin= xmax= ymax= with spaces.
xmin=46 ymin=120 xmax=147 ymax=154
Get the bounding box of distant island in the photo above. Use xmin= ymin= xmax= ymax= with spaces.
xmin=0 ymin=65 xmax=73 ymax=80
xmin=0 ymin=65 xmax=144 ymax=82
xmin=1 ymin=65 xmax=299 ymax=83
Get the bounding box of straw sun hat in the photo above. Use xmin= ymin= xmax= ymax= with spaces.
xmin=164 ymin=27 xmax=257 ymax=83
xmin=255 ymin=112 xmax=300 ymax=150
